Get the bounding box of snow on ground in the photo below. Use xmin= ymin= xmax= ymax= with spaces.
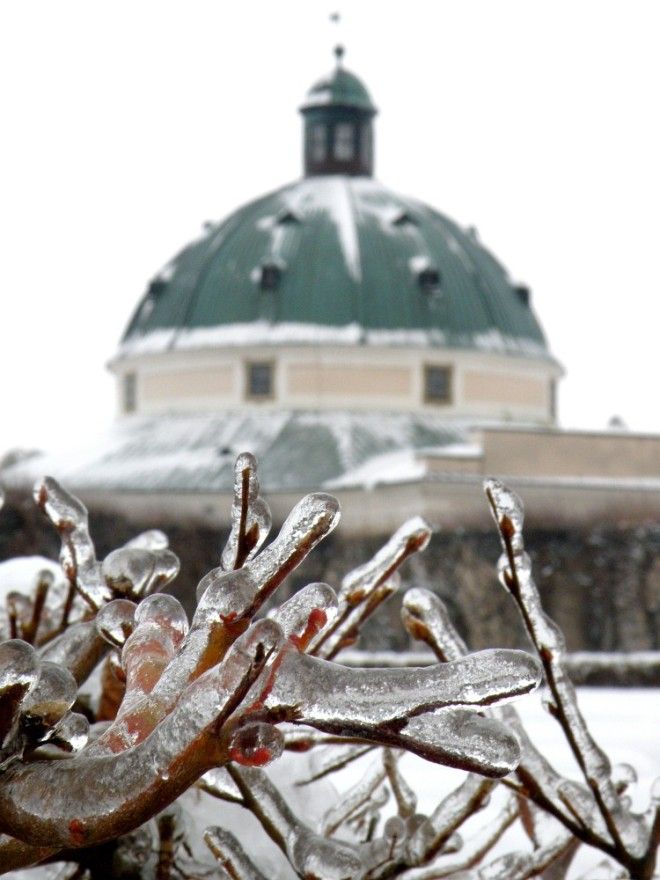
xmin=6 ymin=688 xmax=659 ymax=878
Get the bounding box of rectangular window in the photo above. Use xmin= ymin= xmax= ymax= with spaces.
xmin=310 ymin=124 xmax=326 ymax=162
xmin=334 ymin=123 xmax=355 ymax=161
xmin=247 ymin=362 xmax=274 ymax=399
xmin=424 ymin=365 xmax=452 ymax=404
xmin=124 ymin=372 xmax=137 ymax=413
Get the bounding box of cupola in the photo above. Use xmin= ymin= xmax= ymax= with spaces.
xmin=300 ymin=46 xmax=377 ymax=177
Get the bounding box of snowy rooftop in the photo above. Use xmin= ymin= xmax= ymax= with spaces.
xmin=0 ymin=411 xmax=470 ymax=496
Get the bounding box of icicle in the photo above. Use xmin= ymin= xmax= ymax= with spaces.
xmin=96 ymin=599 xmax=137 ymax=648
xmin=221 ymin=452 xmax=272 ymax=572
xmin=205 ymin=826 xmax=270 ymax=880
xmin=402 ymin=588 xmax=468 ymax=662
xmin=34 ymin=477 xmax=110 ymax=610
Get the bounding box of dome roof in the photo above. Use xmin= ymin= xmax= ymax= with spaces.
xmin=301 ymin=64 xmax=376 ymax=113
xmin=119 ymin=176 xmax=551 ymax=360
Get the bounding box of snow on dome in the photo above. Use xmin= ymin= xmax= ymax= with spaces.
xmin=118 ymin=176 xmax=554 ymax=364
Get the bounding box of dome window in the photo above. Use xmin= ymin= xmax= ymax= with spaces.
xmin=333 ymin=123 xmax=355 ymax=161
xmin=123 ymin=373 xmax=137 ymax=414
xmin=310 ymin=124 xmax=327 ymax=162
xmin=276 ymin=208 xmax=300 ymax=225
xmin=246 ymin=361 xmax=274 ymax=400
xmin=424 ymin=365 xmax=452 ymax=405
xmin=418 ymin=267 xmax=441 ymax=292
xmin=515 ymin=285 xmax=531 ymax=306
xmin=409 ymin=256 xmax=441 ymax=293
xmin=259 ymin=262 xmax=283 ymax=291
xmin=392 ymin=210 xmax=417 ymax=227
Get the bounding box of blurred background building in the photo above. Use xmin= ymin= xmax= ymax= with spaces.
xmin=1 ymin=50 xmax=659 ymax=658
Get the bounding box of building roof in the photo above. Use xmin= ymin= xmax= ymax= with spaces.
xmin=301 ymin=62 xmax=376 ymax=113
xmin=119 ymin=176 xmax=552 ymax=361
xmin=0 ymin=411 xmax=469 ymax=495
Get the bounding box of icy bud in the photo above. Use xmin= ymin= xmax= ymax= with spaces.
xmin=96 ymin=599 xmax=137 ymax=648
xmin=340 ymin=516 xmax=431 ymax=605
xmin=402 ymin=588 xmax=468 ymax=662
xmin=612 ymin=762 xmax=638 ymax=792
xmin=34 ymin=476 xmax=110 ymax=609
xmin=102 ymin=548 xmax=156 ymax=598
xmin=222 ymin=452 xmax=272 ymax=571
xmin=49 ymin=711 xmax=90 ymax=752
xmin=0 ymin=640 xmax=40 ymax=696
xmin=0 ymin=640 xmax=40 ymax=741
xmin=384 ymin=815 xmax=406 ymax=841
xmin=228 ymin=721 xmax=284 ymax=767
xmin=270 ymin=582 xmax=337 ymax=648
xmin=134 ymin=593 xmax=188 ymax=647
xmin=21 ymin=660 xmax=77 ymax=734
xmin=484 ymin=478 xmax=525 ymax=558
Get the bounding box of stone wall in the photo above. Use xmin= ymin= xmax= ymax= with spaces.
xmin=1 ymin=492 xmax=658 ymax=656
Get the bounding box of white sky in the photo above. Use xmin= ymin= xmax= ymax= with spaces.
xmin=0 ymin=0 xmax=658 ymax=456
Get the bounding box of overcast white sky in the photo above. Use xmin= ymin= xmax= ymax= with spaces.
xmin=0 ymin=0 xmax=658 ymax=456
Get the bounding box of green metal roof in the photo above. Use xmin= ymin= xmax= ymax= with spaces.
xmin=301 ymin=65 xmax=376 ymax=113
xmin=120 ymin=176 xmax=551 ymax=360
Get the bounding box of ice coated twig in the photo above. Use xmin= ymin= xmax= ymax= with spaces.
xmin=262 ymin=647 xmax=540 ymax=774
xmin=408 ymin=775 xmax=495 ymax=863
xmin=221 ymin=451 xmax=272 ymax=571
xmin=205 ymin=826 xmax=269 ymax=880
xmin=0 ymin=619 xmax=283 ymax=847
xmin=310 ymin=517 xmax=432 ymax=659
xmin=34 ymin=477 xmax=111 ymax=611
xmin=384 ymin=747 xmax=418 ymax=819
xmin=485 ymin=478 xmax=659 ymax=878
xmin=322 ymin=756 xmax=388 ymax=835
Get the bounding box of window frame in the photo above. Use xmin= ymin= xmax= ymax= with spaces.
xmin=333 ymin=122 xmax=355 ymax=161
xmin=245 ymin=360 xmax=275 ymax=401
xmin=423 ymin=364 xmax=452 ymax=405
xmin=123 ymin=372 xmax=137 ymax=414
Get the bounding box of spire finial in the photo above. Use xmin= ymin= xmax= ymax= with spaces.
xmin=329 ymin=12 xmax=344 ymax=66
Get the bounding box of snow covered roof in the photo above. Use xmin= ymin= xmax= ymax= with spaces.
xmin=0 ymin=411 xmax=470 ymax=496
xmin=118 ymin=176 xmax=554 ymax=364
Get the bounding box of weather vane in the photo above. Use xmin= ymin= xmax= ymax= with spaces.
xmin=329 ymin=10 xmax=345 ymax=65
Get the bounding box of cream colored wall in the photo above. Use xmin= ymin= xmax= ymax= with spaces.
xmin=110 ymin=344 xmax=561 ymax=424
xmin=481 ymin=428 xmax=660 ymax=479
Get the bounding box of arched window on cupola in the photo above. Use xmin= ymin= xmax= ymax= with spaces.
xmin=301 ymin=47 xmax=377 ymax=178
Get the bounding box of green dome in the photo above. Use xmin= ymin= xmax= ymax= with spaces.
xmin=120 ymin=176 xmax=551 ymax=360
xmin=301 ymin=65 xmax=376 ymax=113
